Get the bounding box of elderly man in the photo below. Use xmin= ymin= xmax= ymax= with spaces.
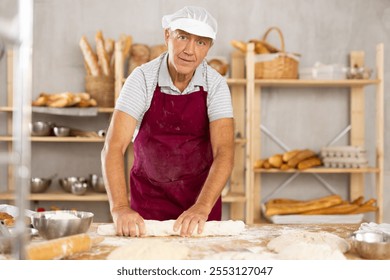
xmin=101 ymin=6 xmax=234 ymax=237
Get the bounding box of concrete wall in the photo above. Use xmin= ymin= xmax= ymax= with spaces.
xmin=1 ymin=0 xmax=389 ymax=223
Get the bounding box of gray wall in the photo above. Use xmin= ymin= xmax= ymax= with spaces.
xmin=1 ymin=0 xmax=389 ymax=223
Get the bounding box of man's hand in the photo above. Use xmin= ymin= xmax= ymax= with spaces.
xmin=112 ymin=206 xmax=145 ymax=237
xmin=173 ymin=203 xmax=210 ymax=237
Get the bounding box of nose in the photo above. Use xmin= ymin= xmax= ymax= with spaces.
xmin=183 ymin=40 xmax=195 ymax=55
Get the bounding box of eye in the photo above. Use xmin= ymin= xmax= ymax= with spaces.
xmin=196 ymin=40 xmax=207 ymax=46
xmin=177 ymin=34 xmax=188 ymax=40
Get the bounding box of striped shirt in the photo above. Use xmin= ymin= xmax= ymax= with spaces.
xmin=115 ymin=52 xmax=233 ymax=133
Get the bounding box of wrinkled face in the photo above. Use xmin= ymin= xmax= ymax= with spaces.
xmin=165 ymin=29 xmax=213 ymax=76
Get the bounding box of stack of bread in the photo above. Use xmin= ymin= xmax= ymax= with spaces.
xmin=32 ymin=92 xmax=97 ymax=108
xmin=254 ymin=149 xmax=322 ymax=170
xmin=264 ymin=194 xmax=378 ymax=217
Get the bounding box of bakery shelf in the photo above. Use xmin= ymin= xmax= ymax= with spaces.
xmin=0 ymin=136 xmax=105 ymax=142
xmin=0 ymin=190 xmax=108 ymax=202
xmin=254 ymin=79 xmax=380 ymax=87
xmin=246 ymin=43 xmax=384 ymax=224
xmin=254 ymin=167 xmax=380 ymax=174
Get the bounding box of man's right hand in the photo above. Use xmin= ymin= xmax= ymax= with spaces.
xmin=111 ymin=207 xmax=146 ymax=237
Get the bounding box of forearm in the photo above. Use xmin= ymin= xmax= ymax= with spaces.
xmin=196 ymin=146 xmax=234 ymax=211
xmin=101 ymin=144 xmax=130 ymax=213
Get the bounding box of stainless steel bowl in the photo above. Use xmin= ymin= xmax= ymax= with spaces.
xmin=59 ymin=177 xmax=87 ymax=193
xmin=351 ymin=231 xmax=390 ymax=259
xmin=71 ymin=181 xmax=88 ymax=195
xmin=31 ymin=210 xmax=94 ymax=240
xmin=29 ymin=121 xmax=52 ymax=136
xmin=53 ymin=126 xmax=70 ymax=137
xmin=89 ymin=174 xmax=106 ymax=193
xmin=31 ymin=177 xmax=52 ymax=193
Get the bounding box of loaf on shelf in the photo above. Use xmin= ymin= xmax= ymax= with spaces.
xmin=254 ymin=149 xmax=323 ymax=170
xmin=32 ymin=92 xmax=97 ymax=108
xmin=264 ymin=195 xmax=378 ymax=217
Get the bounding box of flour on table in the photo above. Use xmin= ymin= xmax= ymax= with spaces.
xmin=203 ymin=251 xmax=278 ymax=260
xmin=267 ymin=231 xmax=349 ymax=260
xmin=277 ymin=242 xmax=346 ymax=260
xmin=106 ymin=239 xmax=189 ymax=260
xmin=98 ymin=220 xmax=246 ymax=237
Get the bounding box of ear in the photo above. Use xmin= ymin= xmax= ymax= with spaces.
xmin=164 ymin=29 xmax=170 ymax=45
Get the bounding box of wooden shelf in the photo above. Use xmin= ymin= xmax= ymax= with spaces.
xmin=0 ymin=136 xmax=105 ymax=142
xmin=254 ymin=79 xmax=380 ymax=87
xmin=222 ymin=192 xmax=246 ymax=203
xmin=0 ymin=190 xmax=246 ymax=203
xmin=0 ymin=190 xmax=108 ymax=201
xmin=1 ymin=107 xmax=115 ymax=113
xmin=254 ymin=167 xmax=380 ymax=174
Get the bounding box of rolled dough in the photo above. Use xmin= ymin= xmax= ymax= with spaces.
xmin=107 ymin=239 xmax=189 ymax=260
xmin=97 ymin=219 xmax=246 ymax=237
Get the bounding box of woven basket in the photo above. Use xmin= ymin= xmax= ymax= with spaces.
xmin=254 ymin=27 xmax=299 ymax=79
xmin=85 ymin=75 xmax=115 ymax=107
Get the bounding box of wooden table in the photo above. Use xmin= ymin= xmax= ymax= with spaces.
xmin=65 ymin=223 xmax=363 ymax=260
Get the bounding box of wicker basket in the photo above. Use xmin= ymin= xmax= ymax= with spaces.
xmin=85 ymin=75 xmax=115 ymax=107
xmin=254 ymin=27 xmax=299 ymax=79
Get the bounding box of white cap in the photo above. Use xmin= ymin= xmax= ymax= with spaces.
xmin=162 ymin=6 xmax=217 ymax=40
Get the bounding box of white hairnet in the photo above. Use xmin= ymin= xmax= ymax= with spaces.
xmin=162 ymin=6 xmax=218 ymax=40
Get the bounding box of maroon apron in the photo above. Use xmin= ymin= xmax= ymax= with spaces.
xmin=130 ymin=85 xmax=222 ymax=221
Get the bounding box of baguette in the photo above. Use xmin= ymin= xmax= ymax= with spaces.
xmin=95 ymin=30 xmax=111 ymax=76
xmin=360 ymin=198 xmax=376 ymax=207
xmin=254 ymin=159 xmax=265 ymax=169
xmin=266 ymin=198 xmax=303 ymax=206
xmin=230 ymin=40 xmax=247 ymax=53
xmin=282 ymin=149 xmax=300 ymax=162
xmin=301 ymin=203 xmax=358 ymax=215
xmin=79 ymin=35 xmax=101 ymax=76
xmin=287 ymin=149 xmax=316 ymax=168
xmin=297 ymin=156 xmax=322 ymax=170
xmin=351 ymin=196 xmax=364 ymax=206
xmin=279 ymin=163 xmax=291 ymax=170
xmin=268 ymin=154 xmax=283 ymax=168
xmin=265 ymin=194 xmax=343 ymax=216
xmin=350 ymin=205 xmax=378 ymax=214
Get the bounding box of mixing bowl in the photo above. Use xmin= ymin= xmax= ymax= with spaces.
xmin=53 ymin=126 xmax=71 ymax=137
xmin=31 ymin=210 xmax=94 ymax=240
xmin=31 ymin=177 xmax=52 ymax=193
xmin=29 ymin=121 xmax=52 ymax=136
xmin=71 ymin=181 xmax=88 ymax=195
xmin=351 ymin=231 xmax=390 ymax=259
xmin=59 ymin=177 xmax=87 ymax=193
xmin=89 ymin=174 xmax=106 ymax=193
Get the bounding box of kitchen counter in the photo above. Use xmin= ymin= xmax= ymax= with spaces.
xmin=60 ymin=223 xmax=363 ymax=260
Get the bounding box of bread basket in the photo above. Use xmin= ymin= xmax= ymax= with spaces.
xmin=85 ymin=75 xmax=115 ymax=107
xmin=254 ymin=27 xmax=299 ymax=79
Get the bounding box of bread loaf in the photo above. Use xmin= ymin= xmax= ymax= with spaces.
xmin=282 ymin=149 xmax=300 ymax=162
xmin=287 ymin=149 xmax=316 ymax=168
xmin=268 ymin=154 xmax=283 ymax=168
xmin=95 ymin=30 xmax=111 ymax=76
xmin=128 ymin=44 xmax=150 ymax=75
xmin=265 ymin=194 xmax=343 ymax=216
xmin=79 ymin=35 xmax=101 ymax=76
xmin=297 ymin=156 xmax=322 ymax=170
xmin=301 ymin=203 xmax=358 ymax=215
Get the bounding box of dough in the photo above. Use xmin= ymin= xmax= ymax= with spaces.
xmin=277 ymin=242 xmax=346 ymax=260
xmin=98 ymin=219 xmax=246 ymax=237
xmin=267 ymin=231 xmax=349 ymax=260
xmin=107 ymin=239 xmax=189 ymax=260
